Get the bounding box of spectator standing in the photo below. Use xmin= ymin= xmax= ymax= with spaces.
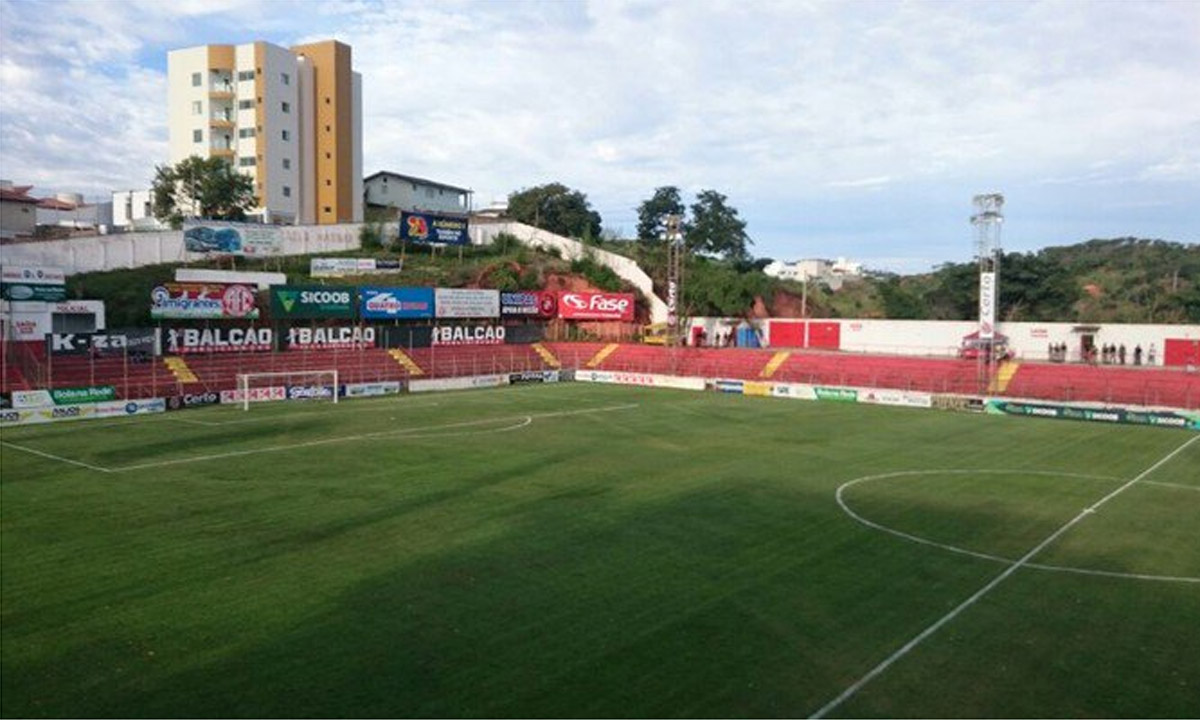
xmin=1119 ymin=344 xmax=1127 ymax=365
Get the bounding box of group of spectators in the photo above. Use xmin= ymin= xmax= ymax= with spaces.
xmin=1051 ymin=342 xmax=1157 ymax=366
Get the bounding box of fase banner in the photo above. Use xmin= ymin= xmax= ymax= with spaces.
xmin=557 ymin=291 xmax=635 ymax=321
xmin=360 ymin=287 xmax=435 ymax=319
xmin=151 ymin=283 xmax=259 ymax=320
xmin=399 ymin=211 xmax=469 ymax=245
xmin=270 ymin=285 xmax=357 ymax=319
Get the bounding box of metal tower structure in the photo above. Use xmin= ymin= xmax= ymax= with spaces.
xmin=665 ymin=214 xmax=685 ymax=351
xmin=970 ymin=193 xmax=1004 ymax=384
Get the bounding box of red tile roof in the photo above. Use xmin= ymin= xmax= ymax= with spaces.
xmin=0 ymin=186 xmax=40 ymax=205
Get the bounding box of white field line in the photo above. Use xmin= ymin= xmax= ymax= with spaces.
xmin=1144 ymin=480 xmax=1200 ymax=492
xmin=0 ymin=441 xmax=114 ymax=473
xmin=110 ymin=403 xmax=638 ymax=472
xmin=837 ymin=469 xmax=1200 ymax=584
xmin=811 ymin=433 xmax=1200 ymax=719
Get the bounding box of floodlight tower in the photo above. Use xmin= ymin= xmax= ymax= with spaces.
xmin=665 ymin=214 xmax=685 ymax=352
xmin=971 ymin=193 xmax=1004 ymax=384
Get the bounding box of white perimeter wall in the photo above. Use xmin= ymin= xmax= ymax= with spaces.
xmin=0 ymin=224 xmax=361 ymax=275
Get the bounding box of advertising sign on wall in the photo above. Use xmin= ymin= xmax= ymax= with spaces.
xmin=435 ymin=288 xmax=499 ymax=319
xmin=151 ymin=283 xmax=259 ymax=320
xmin=814 ymin=387 xmax=858 ymax=402
xmin=500 ymin=291 xmax=557 ymax=318
xmin=183 ymin=221 xmax=283 ymax=257
xmin=979 ymin=271 xmax=996 ymax=339
xmin=167 ymin=391 xmax=221 ymax=410
xmin=310 ymin=258 xmax=402 ymax=278
xmin=48 ymin=329 xmax=157 ymax=357
xmin=399 ymin=211 xmax=470 ymax=245
xmin=220 ymin=387 xmax=286 ymax=404
xmin=1 ymin=265 xmax=66 ymax=301
xmin=859 ymin=388 xmax=934 ymax=409
xmin=410 ymin=374 xmax=509 ymax=393
xmin=360 ymin=287 xmax=435 ymax=319
xmin=342 ymin=381 xmax=403 ymax=398
xmin=431 ymin=324 xmax=506 ymax=346
xmin=558 ymin=291 xmax=635 ymax=321
xmin=164 ymin=327 xmax=273 ymax=354
xmin=269 ymin=285 xmax=357 ymax=319
xmin=282 ymin=326 xmax=375 ymax=350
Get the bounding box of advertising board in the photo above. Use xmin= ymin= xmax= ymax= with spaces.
xmin=12 ymin=390 xmax=54 ymax=408
xmin=985 ymin=400 xmax=1199 ymax=430
xmin=409 ymin=374 xmax=509 ymax=393
xmin=151 ymin=282 xmax=259 ymax=320
xmin=435 ymin=288 xmax=499 ymax=319
xmin=742 ymin=381 xmax=772 ymax=397
xmin=183 ymin=221 xmax=282 ymax=257
xmin=859 ymin=389 xmax=934 ymax=409
xmin=1 ymin=265 xmax=66 ymax=301
xmin=282 ymin=326 xmax=375 ymax=350
xmin=509 ymin=370 xmax=560 ymax=384
xmin=310 ymin=258 xmax=402 ymax=278
xmin=48 ymin=329 xmax=157 ymax=357
xmin=979 ymin=271 xmax=996 ymax=339
xmin=220 ymin=387 xmax=286 ymax=404
xmin=932 ymin=395 xmax=986 ymax=413
xmin=557 ymin=291 xmax=635 ymax=321
xmin=1 ymin=398 xmax=166 ymax=425
xmin=167 ymin=391 xmax=221 ymax=410
xmin=399 ymin=211 xmax=470 ymax=245
xmin=360 ymin=287 xmax=435 ymax=319
xmin=342 ymin=381 xmax=403 ymax=398
xmin=13 ymin=386 xmax=114 ymax=407
xmin=287 ymin=385 xmax=336 ymax=400
xmin=576 ymin=371 xmax=705 ymax=391
xmin=164 ymin=327 xmax=273 ymax=354
xmin=269 ymin=285 xmax=356 ymax=319
xmin=770 ymin=383 xmax=819 ymax=401
xmin=500 ymin=291 xmax=558 ymax=318
xmin=431 ymin=324 xmax=506 ymax=346
xmin=814 ymin=387 xmax=858 ymax=402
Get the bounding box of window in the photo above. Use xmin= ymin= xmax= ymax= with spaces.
xmin=238 ymin=99 xmax=253 ymax=110
xmin=325 ymin=124 xmax=331 ymax=132
xmin=281 ymin=72 xmax=290 ymax=85
xmin=281 ymin=102 xmax=290 ymax=113
xmin=238 ymin=157 xmax=256 ymax=167
xmin=191 ymin=101 xmax=202 ymax=115
xmin=282 ymin=186 xmax=291 ymax=197
xmin=325 ymin=152 xmax=331 ymax=159
xmin=281 ymin=130 xmax=290 ymax=141
xmin=425 ymin=188 xmax=435 ymax=199
xmin=193 ymin=129 xmax=203 ymax=143
xmin=381 ymin=183 xmax=388 ymax=194
xmin=237 ymin=70 xmax=254 ymax=82
xmin=326 ymin=179 xmax=332 ymax=186
xmin=325 ymin=97 xmax=330 ymax=104
xmin=191 ymin=72 xmax=201 ymax=87
xmin=238 ymin=128 xmax=255 ymax=138
xmin=282 ymin=158 xmax=291 ymax=170
xmin=323 ymin=206 xmax=332 ymax=213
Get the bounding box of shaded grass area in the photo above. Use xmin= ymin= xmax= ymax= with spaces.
xmin=1 ymin=385 xmax=1197 ymax=717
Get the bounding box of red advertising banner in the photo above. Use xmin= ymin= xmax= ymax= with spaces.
xmin=557 ymin=291 xmax=635 ymax=321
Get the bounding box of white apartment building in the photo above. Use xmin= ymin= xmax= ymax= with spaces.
xmin=167 ymin=40 xmax=362 ymax=225
xmin=764 ymin=257 xmax=863 ymax=289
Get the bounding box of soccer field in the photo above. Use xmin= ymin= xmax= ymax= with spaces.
xmin=2 ymin=383 xmax=1198 ymax=718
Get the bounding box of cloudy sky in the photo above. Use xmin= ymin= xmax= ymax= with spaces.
xmin=1 ymin=0 xmax=1197 ymax=271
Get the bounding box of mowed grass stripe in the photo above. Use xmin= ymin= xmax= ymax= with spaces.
xmin=2 ymin=384 xmax=1197 ymax=717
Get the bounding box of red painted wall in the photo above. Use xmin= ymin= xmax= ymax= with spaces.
xmin=1164 ymin=338 xmax=1200 ymax=367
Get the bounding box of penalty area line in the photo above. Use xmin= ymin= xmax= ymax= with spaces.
xmin=809 ymin=432 xmax=1200 ymax=719
xmin=0 ymin=441 xmax=114 ymax=473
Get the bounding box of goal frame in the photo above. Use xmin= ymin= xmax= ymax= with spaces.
xmin=236 ymin=370 xmax=339 ymax=411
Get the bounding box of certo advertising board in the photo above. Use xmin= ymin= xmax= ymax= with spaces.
xmin=151 ymin=282 xmax=259 ymax=319
xmin=431 ymin=324 xmax=506 ymax=346
xmin=557 ymin=291 xmax=635 ymax=321
xmin=399 ymin=210 xmax=470 ymax=246
xmin=360 ymin=287 xmax=435 ymax=319
xmin=500 ymin=291 xmax=558 ymax=318
xmin=167 ymin=391 xmax=221 ymax=410
xmin=220 ymin=387 xmax=286 ymax=404
xmin=435 ymin=288 xmax=500 ymax=319
xmin=183 ymin=220 xmax=283 ymax=257
xmin=165 ymin=327 xmax=273 ymax=354
xmin=48 ymin=329 xmax=157 ymax=357
xmin=270 ymin=285 xmax=356 ymax=319
xmin=1 ymin=265 xmax=67 ymax=301
xmin=310 ymin=258 xmax=402 ymax=278
xmin=282 ymin=326 xmax=376 ymax=350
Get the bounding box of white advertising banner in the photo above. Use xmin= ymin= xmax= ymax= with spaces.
xmin=979 ymin=271 xmax=996 ymax=340
xmin=576 ymin=370 xmax=705 ymax=391
xmin=858 ymin=388 xmax=934 ymax=409
xmin=434 ymin=288 xmax=500 ymax=319
xmin=219 ymin=387 xmax=286 ymax=404
xmin=409 ymin=374 xmax=509 ymax=393
xmin=769 ymin=383 xmax=819 ymax=401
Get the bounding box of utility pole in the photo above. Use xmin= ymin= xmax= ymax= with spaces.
xmin=665 ymin=214 xmax=685 ymax=350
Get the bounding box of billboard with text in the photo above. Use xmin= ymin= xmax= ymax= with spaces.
xmin=557 ymin=291 xmax=635 ymax=321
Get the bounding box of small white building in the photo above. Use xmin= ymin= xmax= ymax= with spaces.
xmin=764 ymin=257 xmax=863 ymax=289
xmin=112 ymin=190 xmax=167 ymax=231
xmin=363 ymin=171 xmax=472 ymax=218
xmin=0 ymin=182 xmax=39 ymax=239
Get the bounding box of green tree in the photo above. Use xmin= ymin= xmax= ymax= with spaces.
xmin=152 ymin=155 xmax=257 ymax=228
xmin=507 ymin=183 xmax=602 ymax=240
xmin=636 ymin=186 xmax=686 ymax=244
xmin=688 ymin=189 xmax=752 ymax=261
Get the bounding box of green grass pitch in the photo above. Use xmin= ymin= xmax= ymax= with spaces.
xmin=2 ymin=383 xmax=1198 ymax=718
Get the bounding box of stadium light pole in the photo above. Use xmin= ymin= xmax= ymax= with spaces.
xmin=971 ymin=193 xmax=1004 ymax=386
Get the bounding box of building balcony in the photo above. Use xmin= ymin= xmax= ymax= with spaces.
xmin=208 ymin=88 xmax=235 ymax=99
xmin=209 ymin=147 xmax=235 ymax=158
xmin=209 ymin=117 xmax=235 ymax=128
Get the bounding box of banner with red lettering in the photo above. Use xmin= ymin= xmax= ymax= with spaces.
xmin=557 ymin=291 xmax=635 ymax=321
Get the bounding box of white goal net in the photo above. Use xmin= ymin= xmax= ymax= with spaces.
xmin=236 ymin=370 xmax=339 ymax=411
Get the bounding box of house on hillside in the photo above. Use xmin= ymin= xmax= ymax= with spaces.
xmin=763 ymin=257 xmax=863 ymax=290
xmin=363 ymin=171 xmax=472 ymax=218
xmin=0 ymin=182 xmax=40 ymax=239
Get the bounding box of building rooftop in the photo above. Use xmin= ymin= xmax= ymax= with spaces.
xmin=364 ymin=171 xmax=472 ymax=195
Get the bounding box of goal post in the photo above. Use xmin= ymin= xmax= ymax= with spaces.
xmin=236 ymin=370 xmax=339 ymax=411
